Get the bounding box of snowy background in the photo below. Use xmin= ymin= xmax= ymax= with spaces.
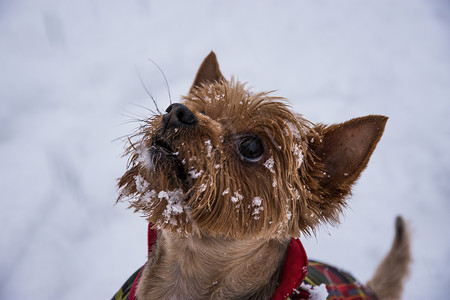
xmin=1 ymin=0 xmax=449 ymax=299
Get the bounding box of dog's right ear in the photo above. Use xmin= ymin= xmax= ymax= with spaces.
xmin=189 ymin=51 xmax=225 ymax=94
xmin=305 ymin=115 xmax=388 ymax=206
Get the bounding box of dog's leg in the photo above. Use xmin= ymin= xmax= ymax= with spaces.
xmin=366 ymin=216 xmax=412 ymax=300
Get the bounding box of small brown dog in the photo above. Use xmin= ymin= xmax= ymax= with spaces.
xmin=114 ymin=52 xmax=411 ymax=300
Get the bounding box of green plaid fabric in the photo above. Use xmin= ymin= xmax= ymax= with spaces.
xmin=112 ymin=268 xmax=141 ymax=300
xmin=291 ymin=260 xmax=376 ymax=300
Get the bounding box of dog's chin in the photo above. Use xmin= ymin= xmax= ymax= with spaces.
xmin=149 ymin=140 xmax=189 ymax=185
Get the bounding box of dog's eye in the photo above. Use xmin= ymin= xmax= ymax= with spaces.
xmin=238 ymin=135 xmax=264 ymax=162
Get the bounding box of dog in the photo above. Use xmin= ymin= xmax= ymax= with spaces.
xmin=113 ymin=52 xmax=411 ymax=300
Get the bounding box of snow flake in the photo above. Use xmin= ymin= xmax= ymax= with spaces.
xmin=215 ymin=93 xmax=224 ymax=101
xmin=142 ymin=189 xmax=157 ymax=202
xmin=188 ymin=169 xmax=204 ymax=179
xmin=222 ymin=188 xmax=230 ymax=195
xmin=205 ymin=140 xmax=213 ymax=157
xmin=264 ymin=156 xmax=275 ymax=173
xmin=199 ymin=183 xmax=207 ymax=192
xmin=252 ymin=197 xmax=263 ymax=206
xmin=159 ymin=189 xmax=185 ymax=225
xmin=134 ymin=174 xmax=149 ymax=193
xmin=292 ymin=143 xmax=304 ymax=167
xmin=286 ymin=210 xmax=292 ymax=220
xmin=252 ymin=197 xmax=264 ymax=219
xmin=231 ymin=191 xmax=244 ymax=203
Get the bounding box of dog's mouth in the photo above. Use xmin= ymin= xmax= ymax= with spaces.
xmin=149 ymin=138 xmax=188 ymax=182
xmin=152 ymin=139 xmax=174 ymax=155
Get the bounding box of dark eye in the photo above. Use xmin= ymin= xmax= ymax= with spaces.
xmin=238 ymin=135 xmax=264 ymax=162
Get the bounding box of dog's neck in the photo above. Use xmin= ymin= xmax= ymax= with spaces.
xmin=136 ymin=230 xmax=290 ymax=300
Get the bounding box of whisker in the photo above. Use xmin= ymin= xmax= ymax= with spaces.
xmin=120 ymin=116 xmax=146 ymax=125
xmin=112 ymin=116 xmax=150 ymax=144
xmin=117 ymin=119 xmax=143 ymax=127
xmin=147 ymin=58 xmax=173 ymax=105
xmin=129 ymin=102 xmax=158 ymax=115
xmin=127 ymin=136 xmax=138 ymax=152
xmin=112 ymin=134 xmax=133 ymax=143
xmin=136 ymin=66 xmax=162 ymax=115
xmin=121 ymin=109 xmax=151 ymax=122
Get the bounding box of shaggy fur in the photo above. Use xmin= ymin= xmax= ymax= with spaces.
xmin=136 ymin=233 xmax=290 ymax=299
xmin=117 ymin=52 xmax=410 ymax=299
xmin=367 ymin=217 xmax=412 ymax=299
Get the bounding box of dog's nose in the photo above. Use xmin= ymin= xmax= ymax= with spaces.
xmin=162 ymin=103 xmax=197 ymax=129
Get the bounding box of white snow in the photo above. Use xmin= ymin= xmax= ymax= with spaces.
xmin=300 ymin=283 xmax=329 ymax=300
xmin=188 ymin=169 xmax=204 ymax=179
xmin=1 ymin=1 xmax=449 ymax=300
xmin=134 ymin=174 xmax=149 ymax=193
xmin=199 ymin=183 xmax=207 ymax=193
xmin=159 ymin=189 xmax=185 ymax=224
xmin=214 ymin=93 xmax=225 ymax=101
xmin=264 ymin=156 xmax=276 ymax=173
xmin=136 ymin=143 xmax=152 ymax=169
xmin=205 ymin=140 xmax=213 ymax=157
xmin=231 ymin=191 xmax=244 ymax=203
xmin=142 ymin=189 xmax=157 ymax=203
xmin=292 ymin=143 xmax=304 ymax=167
xmin=286 ymin=210 xmax=292 ymax=221
xmin=252 ymin=197 xmax=264 ymax=219
xmin=285 ymin=121 xmax=302 ymax=140
xmin=252 ymin=197 xmax=263 ymax=207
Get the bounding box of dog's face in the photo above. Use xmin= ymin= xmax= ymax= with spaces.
xmin=118 ymin=52 xmax=387 ymax=239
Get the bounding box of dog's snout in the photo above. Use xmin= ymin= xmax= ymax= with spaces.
xmin=163 ymin=103 xmax=197 ymax=129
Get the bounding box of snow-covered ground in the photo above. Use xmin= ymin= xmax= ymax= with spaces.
xmin=1 ymin=1 xmax=449 ymax=299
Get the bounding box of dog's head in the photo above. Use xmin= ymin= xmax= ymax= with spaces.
xmin=118 ymin=52 xmax=387 ymax=239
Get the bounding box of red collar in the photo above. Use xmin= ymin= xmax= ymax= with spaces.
xmin=129 ymin=224 xmax=309 ymax=300
xmin=272 ymin=237 xmax=309 ymax=300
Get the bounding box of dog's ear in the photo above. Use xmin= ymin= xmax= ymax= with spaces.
xmin=189 ymin=51 xmax=225 ymax=93
xmin=308 ymin=115 xmax=388 ymax=198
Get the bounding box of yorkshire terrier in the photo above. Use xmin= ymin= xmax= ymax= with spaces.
xmin=113 ymin=52 xmax=411 ymax=300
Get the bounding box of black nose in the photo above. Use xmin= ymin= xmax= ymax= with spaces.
xmin=162 ymin=103 xmax=197 ymax=129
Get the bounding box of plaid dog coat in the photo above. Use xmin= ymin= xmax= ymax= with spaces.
xmin=112 ymin=225 xmax=376 ymax=300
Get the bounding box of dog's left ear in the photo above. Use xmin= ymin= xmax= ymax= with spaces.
xmin=307 ymin=115 xmax=388 ymax=198
xmin=189 ymin=51 xmax=225 ymax=94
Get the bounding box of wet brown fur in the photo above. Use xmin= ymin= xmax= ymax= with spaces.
xmin=117 ymin=52 xmax=410 ymax=299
